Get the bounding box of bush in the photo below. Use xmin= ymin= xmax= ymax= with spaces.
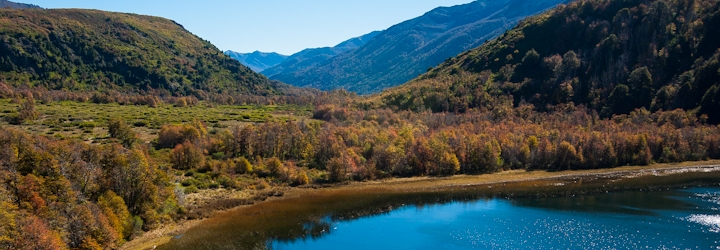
xmin=107 ymin=119 xmax=137 ymax=148
xmin=216 ymin=175 xmax=238 ymax=189
xmin=184 ymin=185 xmax=198 ymax=194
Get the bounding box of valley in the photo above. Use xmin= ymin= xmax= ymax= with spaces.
xmin=1 ymin=0 xmax=719 ymax=249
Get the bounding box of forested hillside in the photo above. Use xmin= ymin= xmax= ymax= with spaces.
xmin=0 ymin=126 xmax=180 ymax=249
xmin=0 ymin=8 xmax=281 ymax=96
xmin=377 ymin=0 xmax=720 ymax=123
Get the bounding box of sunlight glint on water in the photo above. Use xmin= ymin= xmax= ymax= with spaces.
xmin=271 ymin=188 xmax=720 ymax=250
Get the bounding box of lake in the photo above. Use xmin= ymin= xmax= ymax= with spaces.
xmin=159 ymin=169 xmax=720 ymax=249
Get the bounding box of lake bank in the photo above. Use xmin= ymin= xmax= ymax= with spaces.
xmin=124 ymin=160 xmax=720 ymax=250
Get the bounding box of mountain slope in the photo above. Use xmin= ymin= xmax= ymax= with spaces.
xmin=261 ymin=31 xmax=381 ymax=78
xmin=0 ymin=0 xmax=40 ymax=9
xmin=0 ymin=8 xmax=281 ymax=96
xmin=224 ymin=50 xmax=288 ymax=72
xmin=376 ymin=0 xmax=720 ymax=123
xmin=272 ymin=0 xmax=568 ymax=94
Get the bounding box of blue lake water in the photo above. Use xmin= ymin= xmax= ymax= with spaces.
xmin=158 ymin=170 xmax=720 ymax=250
xmin=271 ymin=187 xmax=720 ymax=250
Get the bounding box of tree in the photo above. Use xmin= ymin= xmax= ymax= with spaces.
xmin=170 ymin=142 xmax=205 ymax=170
xmin=439 ymin=152 xmax=460 ymax=175
xmin=18 ymin=96 xmax=38 ymax=122
xmin=235 ymin=157 xmax=253 ymax=174
xmin=15 ymin=215 xmax=66 ymax=250
xmin=556 ymin=141 xmax=583 ymax=170
xmin=604 ymin=84 xmax=631 ymax=116
xmin=266 ymin=157 xmax=283 ymax=177
xmin=7 ymin=96 xmax=39 ymax=125
xmin=628 ymin=67 xmax=653 ymax=109
xmin=0 ymin=200 xmax=18 ymax=249
xmin=108 ymin=119 xmax=137 ymax=148
xmin=97 ymin=191 xmax=132 ymax=240
xmin=326 ymin=157 xmax=345 ymax=182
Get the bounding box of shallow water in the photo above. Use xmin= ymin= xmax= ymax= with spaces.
xmin=270 ymin=187 xmax=720 ymax=249
xmin=159 ymin=170 xmax=720 ymax=250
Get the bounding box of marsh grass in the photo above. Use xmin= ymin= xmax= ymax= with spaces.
xmin=0 ymin=99 xmax=312 ymax=142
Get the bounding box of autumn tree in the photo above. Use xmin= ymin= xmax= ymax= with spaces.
xmin=235 ymin=157 xmax=253 ymax=174
xmin=170 ymin=142 xmax=205 ymax=170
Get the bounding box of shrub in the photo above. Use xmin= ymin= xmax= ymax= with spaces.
xmin=184 ymin=185 xmax=198 ymax=194
xmin=107 ymin=119 xmax=137 ymax=148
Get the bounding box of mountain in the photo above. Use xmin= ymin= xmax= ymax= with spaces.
xmin=0 ymin=8 xmax=281 ymax=96
xmin=0 ymin=0 xmax=40 ymax=9
xmin=224 ymin=51 xmax=288 ymax=72
xmin=376 ymin=0 xmax=720 ymax=123
xmin=261 ymin=31 xmax=381 ymax=78
xmin=271 ymin=0 xmax=568 ymax=94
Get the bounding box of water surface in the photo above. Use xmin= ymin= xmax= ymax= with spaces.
xmin=160 ymin=170 xmax=720 ymax=249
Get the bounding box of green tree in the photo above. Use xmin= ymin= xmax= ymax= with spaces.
xmin=628 ymin=67 xmax=653 ymax=109
xmin=604 ymin=84 xmax=631 ymax=116
xmin=108 ymin=119 xmax=137 ymax=148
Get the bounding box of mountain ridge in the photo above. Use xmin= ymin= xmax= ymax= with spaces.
xmin=375 ymin=0 xmax=720 ymax=123
xmin=0 ymin=0 xmax=40 ymax=9
xmin=271 ymin=0 xmax=569 ymax=94
xmin=224 ymin=50 xmax=288 ymax=72
xmin=260 ymin=30 xmax=381 ymax=78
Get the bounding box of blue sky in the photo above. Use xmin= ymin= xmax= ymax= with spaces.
xmin=20 ymin=0 xmax=474 ymax=55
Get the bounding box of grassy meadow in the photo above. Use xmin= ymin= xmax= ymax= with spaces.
xmin=0 ymin=98 xmax=312 ymax=143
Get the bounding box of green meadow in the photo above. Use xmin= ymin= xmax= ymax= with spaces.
xmin=0 ymin=99 xmax=313 ymax=142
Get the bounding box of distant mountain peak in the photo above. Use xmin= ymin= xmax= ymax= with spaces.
xmin=224 ymin=51 xmax=289 ymax=72
xmin=260 ymin=30 xmax=382 ymax=78
xmin=270 ymin=0 xmax=569 ymax=94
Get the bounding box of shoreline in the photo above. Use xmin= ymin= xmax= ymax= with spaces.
xmin=121 ymin=160 xmax=720 ymax=250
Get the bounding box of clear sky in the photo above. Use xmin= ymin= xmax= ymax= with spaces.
xmin=19 ymin=0 xmax=474 ymax=55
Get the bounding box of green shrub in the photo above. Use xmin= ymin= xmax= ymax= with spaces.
xmin=184 ymin=185 xmax=198 ymax=194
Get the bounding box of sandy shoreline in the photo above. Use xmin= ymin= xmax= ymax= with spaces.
xmin=121 ymin=160 xmax=720 ymax=250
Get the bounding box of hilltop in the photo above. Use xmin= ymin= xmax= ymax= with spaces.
xmin=0 ymin=0 xmax=40 ymax=9
xmin=0 ymin=8 xmax=282 ymax=96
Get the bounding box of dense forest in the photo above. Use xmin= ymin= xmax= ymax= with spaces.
xmin=0 ymin=8 xmax=283 ymax=96
xmin=0 ymin=126 xmax=179 ymax=249
xmin=1 ymin=0 xmax=720 ymax=249
xmin=3 ymin=94 xmax=720 ymax=249
xmin=376 ymin=0 xmax=720 ymax=123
